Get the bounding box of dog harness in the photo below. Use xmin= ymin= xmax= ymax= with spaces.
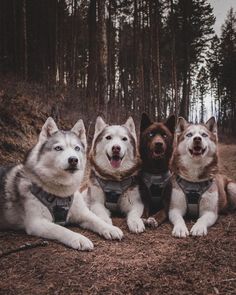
xmin=176 ymin=175 xmax=213 ymax=215
xmin=142 ymin=170 xmax=171 ymax=207
xmin=95 ymin=175 xmax=137 ymax=209
xmin=30 ymin=183 xmax=74 ymax=225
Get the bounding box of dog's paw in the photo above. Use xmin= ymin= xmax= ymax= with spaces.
xmin=101 ymin=216 xmax=113 ymax=225
xmin=143 ymin=217 xmax=159 ymax=228
xmin=101 ymin=225 xmax=124 ymax=240
xmin=190 ymin=223 xmax=208 ymax=236
xmin=128 ymin=217 xmax=145 ymax=234
xmin=69 ymin=234 xmax=94 ymax=251
xmin=172 ymin=224 xmax=189 ymax=238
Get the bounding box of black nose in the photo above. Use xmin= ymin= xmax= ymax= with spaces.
xmin=68 ymin=156 xmax=78 ymax=166
xmin=155 ymin=142 xmax=163 ymax=148
xmin=112 ymin=145 xmax=121 ymax=153
xmin=193 ymin=136 xmax=202 ymax=142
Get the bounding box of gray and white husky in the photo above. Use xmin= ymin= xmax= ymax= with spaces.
xmin=169 ymin=117 xmax=236 ymax=238
xmin=0 ymin=117 xmax=123 ymax=250
xmin=83 ymin=116 xmax=145 ymax=234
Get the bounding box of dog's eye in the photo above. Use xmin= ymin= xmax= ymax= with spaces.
xmin=75 ymin=146 xmax=80 ymax=151
xmin=122 ymin=137 xmax=128 ymax=141
xmin=54 ymin=146 xmax=63 ymax=151
xmin=149 ymin=132 xmax=154 ymax=137
xmin=202 ymin=133 xmax=208 ymax=137
xmin=186 ymin=132 xmax=193 ymax=137
xmin=106 ymin=135 xmax=112 ymax=140
xmin=163 ymin=134 xmax=167 ymax=138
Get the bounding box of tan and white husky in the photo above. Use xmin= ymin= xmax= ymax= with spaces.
xmin=83 ymin=116 xmax=145 ymax=234
xmin=0 ymin=117 xmax=123 ymax=250
xmin=169 ymin=117 xmax=236 ymax=238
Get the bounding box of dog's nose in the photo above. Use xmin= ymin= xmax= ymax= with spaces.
xmin=68 ymin=156 xmax=78 ymax=166
xmin=193 ymin=136 xmax=202 ymax=142
xmin=155 ymin=142 xmax=163 ymax=148
xmin=112 ymin=145 xmax=121 ymax=153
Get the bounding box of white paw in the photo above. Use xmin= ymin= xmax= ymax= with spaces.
xmin=190 ymin=223 xmax=208 ymax=236
xmin=172 ymin=223 xmax=189 ymax=238
xmin=101 ymin=225 xmax=124 ymax=240
xmin=128 ymin=217 xmax=145 ymax=233
xmin=101 ymin=216 xmax=113 ymax=225
xmin=143 ymin=217 xmax=159 ymax=228
xmin=69 ymin=234 xmax=94 ymax=251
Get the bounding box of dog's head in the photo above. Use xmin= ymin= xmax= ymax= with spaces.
xmin=175 ymin=116 xmax=218 ymax=159
xmin=90 ymin=116 xmax=139 ymax=176
xmin=172 ymin=117 xmax=218 ymax=180
xmin=26 ymin=117 xmax=87 ymax=187
xmin=140 ymin=113 xmax=175 ymax=163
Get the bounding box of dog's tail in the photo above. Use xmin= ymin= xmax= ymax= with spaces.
xmin=226 ymin=180 xmax=236 ymax=210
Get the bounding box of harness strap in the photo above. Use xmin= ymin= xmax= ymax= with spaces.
xmin=142 ymin=171 xmax=171 ymax=204
xmin=176 ymin=175 xmax=213 ymax=215
xmin=30 ymin=183 xmax=74 ymax=225
xmin=95 ymin=175 xmax=137 ymax=207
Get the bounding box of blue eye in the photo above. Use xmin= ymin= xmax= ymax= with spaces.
xmin=75 ymin=146 xmax=80 ymax=151
xmin=202 ymin=133 xmax=208 ymax=137
xmin=186 ymin=132 xmax=193 ymax=138
xmin=54 ymin=146 xmax=63 ymax=151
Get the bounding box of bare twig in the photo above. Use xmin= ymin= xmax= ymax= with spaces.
xmin=0 ymin=241 xmax=49 ymax=258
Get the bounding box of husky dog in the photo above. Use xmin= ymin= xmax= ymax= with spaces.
xmin=139 ymin=113 xmax=175 ymax=227
xmin=84 ymin=116 xmax=145 ymax=233
xmin=169 ymin=116 xmax=236 ymax=237
xmin=0 ymin=118 xmax=123 ymax=250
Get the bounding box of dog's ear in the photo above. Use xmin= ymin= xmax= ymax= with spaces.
xmin=176 ymin=117 xmax=188 ymax=134
xmin=140 ymin=113 xmax=152 ymax=132
xmin=124 ymin=116 xmax=137 ymax=141
xmin=165 ymin=114 xmax=176 ymax=134
xmin=94 ymin=116 xmax=107 ymax=135
xmin=205 ymin=117 xmax=217 ymax=134
xmin=71 ymin=119 xmax=87 ymax=150
xmin=39 ymin=117 xmax=58 ymax=141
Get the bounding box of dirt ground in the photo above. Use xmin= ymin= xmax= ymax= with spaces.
xmin=0 ymin=144 xmax=235 ymax=295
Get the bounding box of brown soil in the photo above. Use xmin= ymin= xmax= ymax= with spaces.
xmin=0 ymin=94 xmax=235 ymax=295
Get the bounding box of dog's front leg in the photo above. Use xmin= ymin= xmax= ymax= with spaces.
xmin=88 ymin=186 xmax=113 ymax=224
xmin=190 ymin=189 xmax=218 ymax=236
xmin=121 ymin=187 xmax=145 ymax=233
xmin=25 ymin=218 xmax=94 ymax=250
xmin=70 ymin=192 xmax=123 ymax=240
xmin=169 ymin=188 xmax=189 ymax=238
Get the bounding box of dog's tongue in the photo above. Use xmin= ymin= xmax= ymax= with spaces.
xmin=110 ymin=156 xmax=121 ymax=168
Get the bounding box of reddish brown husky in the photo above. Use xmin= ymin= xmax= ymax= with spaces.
xmin=139 ymin=113 xmax=175 ymax=227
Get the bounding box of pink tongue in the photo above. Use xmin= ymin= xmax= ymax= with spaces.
xmin=110 ymin=158 xmax=121 ymax=168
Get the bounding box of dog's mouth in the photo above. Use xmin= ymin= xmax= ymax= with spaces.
xmin=65 ymin=167 xmax=79 ymax=174
xmin=189 ymin=146 xmax=206 ymax=157
xmin=153 ymin=150 xmax=165 ymax=159
xmin=107 ymin=153 xmax=124 ymax=169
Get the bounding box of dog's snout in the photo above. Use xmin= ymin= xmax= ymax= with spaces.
xmin=193 ymin=136 xmax=202 ymax=143
xmin=112 ymin=145 xmax=121 ymax=153
xmin=68 ymin=156 xmax=78 ymax=166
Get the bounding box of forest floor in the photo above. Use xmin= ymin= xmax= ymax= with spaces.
xmin=0 ymin=92 xmax=235 ymax=295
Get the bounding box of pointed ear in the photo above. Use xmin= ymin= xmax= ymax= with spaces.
xmin=39 ymin=117 xmax=58 ymax=141
xmin=71 ymin=119 xmax=87 ymax=150
xmin=205 ymin=116 xmax=217 ymax=134
xmin=94 ymin=116 xmax=107 ymax=135
xmin=165 ymin=114 xmax=176 ymax=134
xmin=140 ymin=113 xmax=152 ymax=133
xmin=176 ymin=117 xmax=188 ymax=134
xmin=124 ymin=116 xmax=137 ymax=141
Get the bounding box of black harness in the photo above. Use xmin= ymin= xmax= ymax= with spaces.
xmin=95 ymin=175 xmax=137 ymax=208
xmin=176 ymin=175 xmax=213 ymax=215
xmin=142 ymin=171 xmax=171 ymax=207
xmin=30 ymin=183 xmax=74 ymax=225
